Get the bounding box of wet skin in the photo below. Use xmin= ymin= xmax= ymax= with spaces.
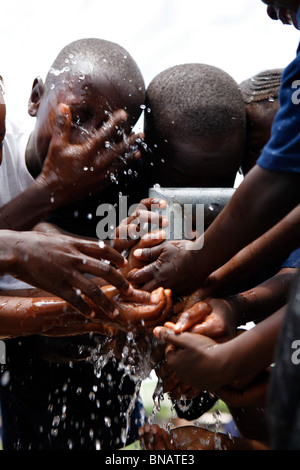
xmin=26 ymin=67 xmax=136 ymax=174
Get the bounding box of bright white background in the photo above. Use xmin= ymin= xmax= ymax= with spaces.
xmin=2 ymin=0 xmax=299 ymax=128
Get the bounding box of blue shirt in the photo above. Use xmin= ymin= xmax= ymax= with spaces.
xmin=257 ymin=7 xmax=300 ymax=173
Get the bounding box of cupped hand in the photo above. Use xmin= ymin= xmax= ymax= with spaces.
xmin=173 ymin=297 xmax=238 ymax=342
xmin=98 ymin=285 xmax=173 ymax=331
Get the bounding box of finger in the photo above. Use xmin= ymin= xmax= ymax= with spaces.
xmin=115 ymin=290 xmax=168 ymax=324
xmin=137 ymin=230 xmax=166 ymax=249
xmin=139 ymin=279 xmax=160 ymax=292
xmin=137 ymin=198 xmax=167 ymax=211
xmin=174 ymin=301 xmax=212 ymax=333
xmin=115 ymin=213 xmax=141 ymax=241
xmin=76 ymin=239 xmax=127 ymax=268
xmin=53 ymin=281 xmax=92 ymax=317
xmin=172 ymin=297 xmax=189 ymax=315
xmin=110 ymin=131 xmax=145 ymax=163
xmin=163 ymin=321 xmax=177 ymax=331
xmin=184 ymin=288 xmax=211 ymax=309
xmin=133 ymin=245 xmax=163 ymax=261
xmin=79 ymin=257 xmax=132 ymax=294
xmin=70 ymin=273 xmax=117 ymax=318
xmin=119 ymin=287 xmax=151 ymax=303
xmin=51 ymin=103 xmax=72 ymax=146
xmin=153 ymin=326 xmax=187 ymax=347
xmin=86 ymin=109 xmax=129 ymax=155
xmin=99 ymin=130 xmax=145 ymax=174
xmin=190 ymin=319 xmax=222 ymax=339
xmin=133 ymin=210 xmax=169 ymax=229
xmin=127 ymin=263 xmax=158 ymax=286
xmin=114 ymin=199 xmax=167 ymax=239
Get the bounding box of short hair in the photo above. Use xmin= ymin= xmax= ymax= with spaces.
xmin=145 ymin=63 xmax=246 ymax=142
xmin=239 ymin=69 xmax=283 ymax=104
xmin=45 ymin=38 xmax=145 ymax=125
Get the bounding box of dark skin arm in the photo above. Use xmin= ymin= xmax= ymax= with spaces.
xmin=139 ymin=423 xmax=269 ymax=451
xmin=129 ymin=166 xmax=300 ymax=295
xmin=174 ymin=267 xmax=295 ymax=338
xmin=153 ymin=305 xmax=285 ymax=392
xmin=202 ymin=203 xmax=300 ymax=297
xmin=0 ymin=229 xmax=132 ymax=317
xmin=0 ymin=281 xmax=172 ymax=339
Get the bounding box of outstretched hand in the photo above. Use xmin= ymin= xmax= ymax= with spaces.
xmin=36 ymin=104 xmax=144 ymax=204
xmin=113 ymin=197 xmax=168 ymax=254
xmin=121 ymin=229 xmax=167 ymax=280
xmin=127 ymin=238 xmax=199 ymax=295
xmin=4 ymin=230 xmax=132 ymax=317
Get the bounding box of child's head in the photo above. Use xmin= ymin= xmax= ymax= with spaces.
xmin=239 ymin=69 xmax=282 ymax=175
xmin=261 ymin=0 xmax=300 ymax=28
xmin=28 ymin=38 xmax=145 ymax=168
xmin=144 ymin=63 xmax=246 ymax=188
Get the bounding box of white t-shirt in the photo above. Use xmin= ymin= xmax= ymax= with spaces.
xmin=0 ymin=113 xmax=34 ymax=290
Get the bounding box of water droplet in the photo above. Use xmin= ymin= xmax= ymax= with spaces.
xmin=95 ymin=440 xmax=101 ymax=449
xmin=0 ymin=370 xmax=10 ymax=386
xmin=104 ymin=416 xmax=111 ymax=427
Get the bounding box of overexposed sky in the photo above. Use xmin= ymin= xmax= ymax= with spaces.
xmin=2 ymin=0 xmax=299 ymax=125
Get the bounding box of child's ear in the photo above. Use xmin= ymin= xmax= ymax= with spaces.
xmin=28 ymin=77 xmax=45 ymax=117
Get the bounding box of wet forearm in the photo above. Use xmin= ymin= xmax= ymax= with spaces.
xmin=0 ymin=292 xmax=84 ymax=339
xmin=223 ymin=307 xmax=286 ymax=384
xmin=0 ymin=180 xmax=60 ymax=231
xmin=228 ymin=268 xmax=295 ymax=325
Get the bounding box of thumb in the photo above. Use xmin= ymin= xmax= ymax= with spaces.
xmin=52 ymin=103 xmax=72 ymax=145
xmin=153 ymin=326 xmax=188 ymax=348
xmin=134 ymin=244 xmax=163 ymax=261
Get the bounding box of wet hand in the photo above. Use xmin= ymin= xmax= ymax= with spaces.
xmin=121 ymin=229 xmax=167 ymax=279
xmin=173 ymin=297 xmax=238 ymax=342
xmin=99 ymin=285 xmax=173 ymax=331
xmin=7 ymin=230 xmax=132 ymax=318
xmin=127 ymin=238 xmax=200 ymax=295
xmin=113 ymin=197 xmax=168 ymax=253
xmin=37 ymin=104 xmax=144 ymax=203
xmin=153 ymin=326 xmax=228 ymax=391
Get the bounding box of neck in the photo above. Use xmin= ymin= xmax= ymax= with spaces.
xmin=25 ymin=132 xmax=42 ymax=178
